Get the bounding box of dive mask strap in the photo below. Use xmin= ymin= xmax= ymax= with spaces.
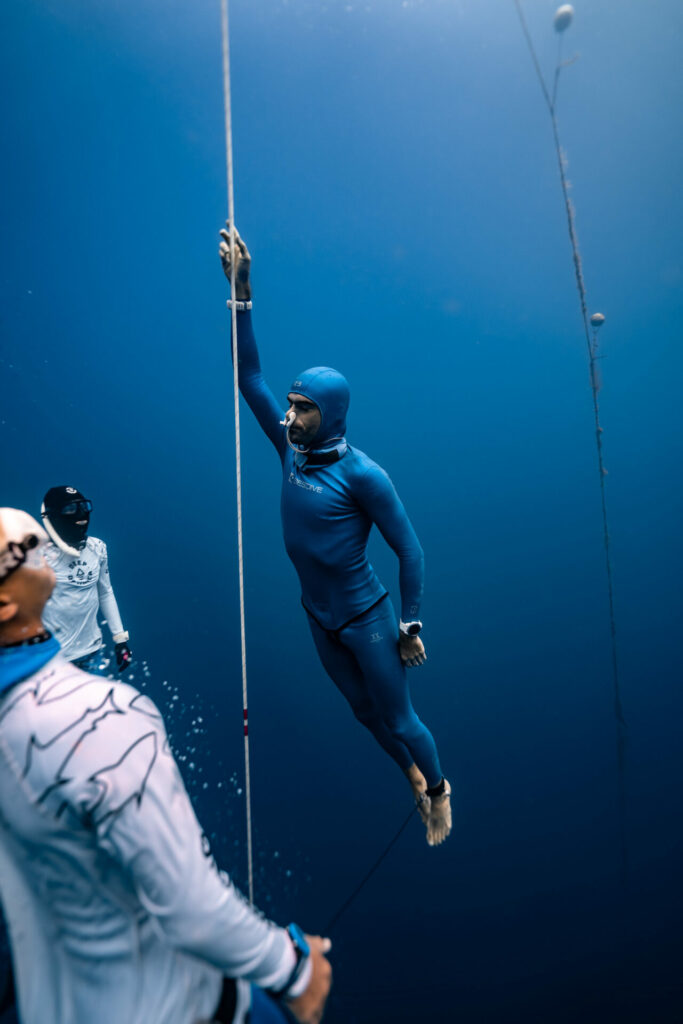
xmin=0 ymin=536 xmax=41 ymax=584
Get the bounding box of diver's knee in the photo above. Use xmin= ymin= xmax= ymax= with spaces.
xmin=353 ymin=704 xmax=379 ymax=730
xmin=385 ymin=714 xmax=420 ymax=746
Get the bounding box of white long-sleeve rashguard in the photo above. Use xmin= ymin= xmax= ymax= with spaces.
xmin=42 ymin=537 xmax=128 ymax=661
xmin=0 ymin=653 xmax=301 ymax=1024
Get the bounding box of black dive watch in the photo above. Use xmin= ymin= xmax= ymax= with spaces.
xmin=399 ymin=620 xmax=423 ymax=637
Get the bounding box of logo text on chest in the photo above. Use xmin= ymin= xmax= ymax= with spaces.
xmin=67 ymin=558 xmax=95 ymax=585
xmin=288 ymin=472 xmax=323 ymax=495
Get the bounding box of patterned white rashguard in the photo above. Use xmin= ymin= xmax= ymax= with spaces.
xmin=0 ymin=652 xmax=304 ymax=1024
xmin=42 ymin=537 xmax=128 ymax=661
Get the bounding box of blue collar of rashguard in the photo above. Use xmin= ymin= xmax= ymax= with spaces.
xmin=0 ymin=635 xmax=61 ymax=694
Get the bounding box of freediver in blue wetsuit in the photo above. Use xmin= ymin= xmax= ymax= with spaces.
xmin=220 ymin=225 xmax=451 ymax=846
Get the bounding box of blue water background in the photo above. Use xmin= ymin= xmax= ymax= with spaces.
xmin=2 ymin=0 xmax=682 ymax=1020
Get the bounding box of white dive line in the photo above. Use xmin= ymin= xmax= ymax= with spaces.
xmin=221 ymin=0 xmax=254 ymax=906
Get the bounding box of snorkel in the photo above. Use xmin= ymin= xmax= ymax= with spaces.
xmin=280 ymin=408 xmax=302 ymax=451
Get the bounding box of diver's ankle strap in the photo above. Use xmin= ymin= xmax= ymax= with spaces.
xmin=426 ymin=778 xmax=446 ymax=798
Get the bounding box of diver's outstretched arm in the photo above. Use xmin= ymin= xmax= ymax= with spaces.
xmin=219 ymin=224 xmax=286 ymax=455
xmin=82 ymin=690 xmax=332 ymax=1014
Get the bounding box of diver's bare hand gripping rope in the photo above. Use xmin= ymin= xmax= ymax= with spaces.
xmin=221 ymin=0 xmax=254 ymax=905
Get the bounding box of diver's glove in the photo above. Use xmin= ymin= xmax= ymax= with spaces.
xmin=115 ymin=642 xmax=133 ymax=673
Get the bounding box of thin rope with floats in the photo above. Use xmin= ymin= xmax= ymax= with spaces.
xmin=221 ymin=0 xmax=254 ymax=905
xmin=324 ymin=804 xmax=419 ymax=934
xmin=514 ymin=1 xmax=628 ymax=887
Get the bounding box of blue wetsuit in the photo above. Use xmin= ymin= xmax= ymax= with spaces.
xmin=233 ymin=311 xmax=442 ymax=788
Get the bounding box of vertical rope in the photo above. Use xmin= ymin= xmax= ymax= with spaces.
xmin=221 ymin=0 xmax=254 ymax=905
xmin=514 ymin=0 xmax=628 ymax=887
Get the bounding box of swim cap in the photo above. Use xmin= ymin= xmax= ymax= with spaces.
xmin=41 ymin=486 xmax=92 ymax=556
xmin=0 ymin=509 xmax=48 ymax=584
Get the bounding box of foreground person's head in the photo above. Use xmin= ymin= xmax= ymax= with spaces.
xmin=41 ymin=485 xmax=93 ymax=555
xmin=0 ymin=509 xmax=54 ymax=645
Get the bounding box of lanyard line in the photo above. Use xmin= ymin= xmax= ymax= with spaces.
xmin=221 ymin=0 xmax=254 ymax=906
xmin=324 ymin=804 xmax=418 ymax=934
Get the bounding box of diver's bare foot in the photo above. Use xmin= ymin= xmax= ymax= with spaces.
xmin=404 ymin=763 xmax=430 ymax=824
xmin=426 ymin=779 xmax=452 ymax=847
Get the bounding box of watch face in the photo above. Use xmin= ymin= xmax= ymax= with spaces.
xmin=407 ymin=624 xmax=421 ymax=636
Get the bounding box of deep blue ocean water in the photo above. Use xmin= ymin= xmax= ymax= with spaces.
xmin=2 ymin=1 xmax=682 ymax=1021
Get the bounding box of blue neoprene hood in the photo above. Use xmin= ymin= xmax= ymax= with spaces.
xmin=290 ymin=366 xmax=350 ymax=446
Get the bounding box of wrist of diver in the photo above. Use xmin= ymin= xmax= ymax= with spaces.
xmin=270 ymin=924 xmax=312 ymax=1002
xmin=399 ymin=620 xmax=423 ymax=637
xmin=225 ymin=281 xmax=251 ymax=303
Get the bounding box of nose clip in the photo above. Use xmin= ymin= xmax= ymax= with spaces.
xmin=280 ymin=409 xmax=296 ymax=428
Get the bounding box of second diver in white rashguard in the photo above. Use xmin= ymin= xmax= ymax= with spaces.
xmin=0 ymin=654 xmax=312 ymax=1024
xmin=0 ymin=653 xmax=318 ymax=1024
xmin=0 ymin=508 xmax=331 ymax=1024
xmin=40 ymin=485 xmax=133 ymax=671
